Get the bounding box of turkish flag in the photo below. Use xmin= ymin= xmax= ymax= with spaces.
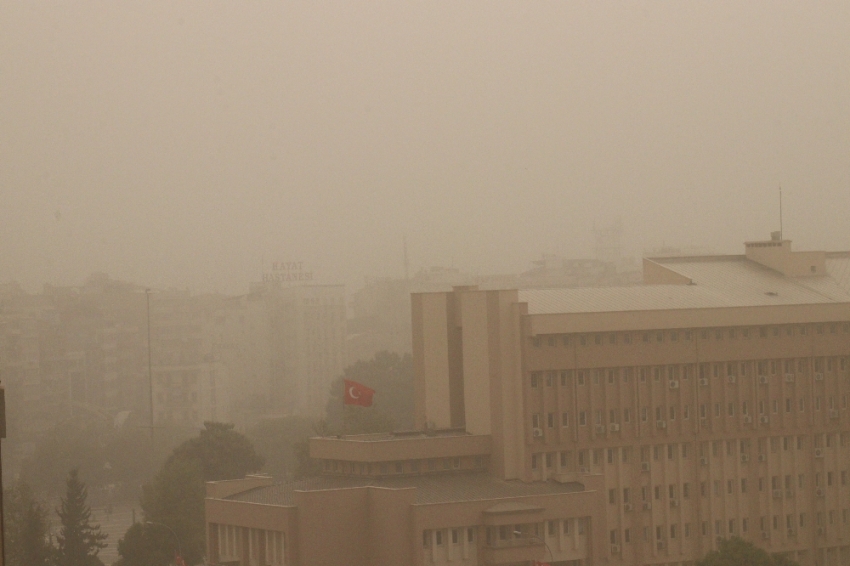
xmin=344 ymin=379 xmax=375 ymax=407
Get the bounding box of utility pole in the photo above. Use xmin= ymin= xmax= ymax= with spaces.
xmin=0 ymin=384 xmax=7 ymax=566
xmin=146 ymin=289 xmax=154 ymax=440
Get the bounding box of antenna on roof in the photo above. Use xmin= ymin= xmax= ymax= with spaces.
xmin=403 ymin=235 xmax=409 ymax=282
xmin=779 ymin=185 xmax=783 ymax=240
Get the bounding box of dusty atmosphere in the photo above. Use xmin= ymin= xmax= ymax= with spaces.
xmin=2 ymin=2 xmax=848 ymax=292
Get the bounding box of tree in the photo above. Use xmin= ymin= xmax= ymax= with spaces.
xmin=696 ymin=537 xmax=800 ymax=566
xmin=3 ymin=481 xmax=54 ymax=566
xmin=166 ymin=421 xmax=265 ymax=481
xmin=55 ymin=469 xmax=108 ymax=566
xmin=324 ymin=351 xmax=414 ymax=434
xmin=117 ymin=421 xmax=264 ymax=566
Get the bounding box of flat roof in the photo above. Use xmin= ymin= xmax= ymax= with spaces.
xmin=519 ymin=254 xmax=850 ymax=315
xmin=225 ymin=472 xmax=585 ymax=506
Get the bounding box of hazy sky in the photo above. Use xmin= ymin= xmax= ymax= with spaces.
xmin=2 ymin=2 xmax=848 ymax=293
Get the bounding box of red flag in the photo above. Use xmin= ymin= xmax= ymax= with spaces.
xmin=344 ymin=379 xmax=375 ymax=407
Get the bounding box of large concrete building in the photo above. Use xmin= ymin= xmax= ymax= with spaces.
xmin=205 ymin=235 xmax=850 ymax=566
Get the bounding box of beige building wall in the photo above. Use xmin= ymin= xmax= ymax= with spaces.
xmin=412 ymin=293 xmax=452 ymax=429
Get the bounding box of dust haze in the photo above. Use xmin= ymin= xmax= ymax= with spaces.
xmin=2 ymin=1 xmax=849 ymax=292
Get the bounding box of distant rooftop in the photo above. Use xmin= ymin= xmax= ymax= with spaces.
xmin=225 ymin=472 xmax=585 ymax=506
xmin=518 ymin=241 xmax=850 ymax=315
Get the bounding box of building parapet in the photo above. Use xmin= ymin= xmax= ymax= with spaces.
xmin=309 ymin=432 xmax=492 ymax=463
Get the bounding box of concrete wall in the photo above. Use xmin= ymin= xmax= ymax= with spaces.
xmin=412 ymin=293 xmax=451 ymax=429
xmin=293 ymin=487 xmax=370 ymax=566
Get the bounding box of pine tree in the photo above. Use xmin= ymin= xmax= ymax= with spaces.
xmin=55 ymin=469 xmax=107 ymax=566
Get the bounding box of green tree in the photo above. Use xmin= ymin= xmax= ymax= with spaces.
xmin=324 ymin=351 xmax=414 ymax=434
xmin=117 ymin=421 xmax=264 ymax=566
xmin=696 ymin=537 xmax=800 ymax=566
xmin=115 ymin=523 xmax=175 ymax=566
xmin=55 ymin=469 xmax=108 ymax=566
xmin=166 ymin=421 xmax=265 ymax=481
xmin=3 ymin=481 xmax=54 ymax=566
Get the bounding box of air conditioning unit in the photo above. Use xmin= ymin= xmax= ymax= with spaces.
xmin=816 ymin=488 xmax=825 ymax=497
xmin=815 ymin=448 xmax=824 ymax=458
xmin=699 ymin=378 xmax=709 ymax=387
xmin=669 ymin=380 xmax=679 ymax=390
xmin=670 ymin=499 xmax=679 ymax=508
xmin=760 ymin=416 xmax=770 ymax=424
xmin=741 ymin=454 xmax=750 ymax=463
xmin=761 ymin=531 xmax=769 ymax=540
xmin=727 ymin=375 xmax=737 ymax=384
xmin=829 ymin=410 xmax=839 ymax=419
xmin=608 ymin=423 xmax=620 ymax=432
xmin=623 ymin=503 xmax=633 ymax=512
xmin=643 ymin=502 xmax=652 ymax=511
xmin=743 ymin=415 xmax=752 ymax=424
xmin=699 ymin=457 xmax=708 ymax=466
xmin=579 ymin=466 xmax=590 ymax=474
xmin=656 ymin=420 xmax=667 ymax=429
xmin=784 ymin=374 xmax=795 ymax=383
xmin=595 ymin=425 xmax=606 ymax=435
xmin=817 ymin=527 xmax=825 ymax=536
xmin=815 ymin=373 xmax=824 ymax=381
xmin=786 ymin=490 xmax=794 ymax=499
xmin=611 ymin=544 xmax=621 ymax=554
xmin=758 ymin=376 xmax=769 ymax=385
xmin=787 ymin=529 xmax=795 ymax=538
xmin=641 ymin=461 xmax=650 ymax=472
xmin=772 ymin=489 xmax=782 ymax=499
xmin=758 ymin=453 xmax=766 ymax=462
xmin=532 ymin=428 xmax=543 ymax=437
xmin=656 ymin=541 xmax=665 ymax=550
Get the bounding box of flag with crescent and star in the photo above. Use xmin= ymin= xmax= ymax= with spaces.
xmin=343 ymin=379 xmax=375 ymax=407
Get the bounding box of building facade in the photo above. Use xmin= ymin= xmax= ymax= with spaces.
xmin=206 ymin=236 xmax=850 ymax=566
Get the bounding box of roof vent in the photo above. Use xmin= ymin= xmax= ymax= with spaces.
xmin=765 ymin=291 xmax=778 ymax=296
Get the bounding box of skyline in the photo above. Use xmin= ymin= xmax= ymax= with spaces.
xmin=2 ymin=2 xmax=849 ymax=294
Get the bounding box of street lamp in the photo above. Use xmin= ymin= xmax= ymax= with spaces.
xmin=145 ymin=521 xmax=181 ymax=561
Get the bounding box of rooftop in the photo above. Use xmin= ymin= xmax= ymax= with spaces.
xmin=224 ymin=472 xmax=585 ymax=506
xmin=519 ymin=251 xmax=850 ymax=316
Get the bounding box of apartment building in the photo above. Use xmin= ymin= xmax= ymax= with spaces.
xmin=206 ymin=235 xmax=850 ymax=566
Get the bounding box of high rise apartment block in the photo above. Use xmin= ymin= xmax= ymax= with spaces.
xmin=206 ymin=236 xmax=850 ymax=566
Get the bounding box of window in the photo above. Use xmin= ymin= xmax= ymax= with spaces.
xmin=532 ymin=414 xmax=541 ymax=429
xmin=436 ymin=530 xmax=443 ymax=545
xmin=609 ymin=489 xmax=617 ymax=504
xmin=452 ymin=529 xmax=458 ymax=544
xmin=423 ymin=530 xmax=430 ymax=547
xmin=467 ymin=528 xmax=474 ymax=543
xmin=547 ymin=413 xmax=554 ymax=428
xmin=562 ymin=412 xmax=570 ymax=427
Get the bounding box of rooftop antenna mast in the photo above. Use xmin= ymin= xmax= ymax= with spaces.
xmin=779 ymin=185 xmax=783 ymax=240
xmin=403 ymin=235 xmax=409 ymax=282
